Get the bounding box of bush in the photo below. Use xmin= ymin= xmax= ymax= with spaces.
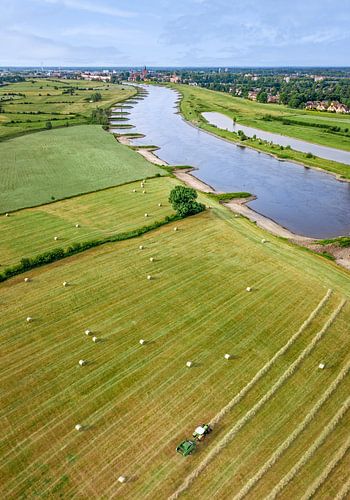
xmin=169 ymin=185 xmax=205 ymax=217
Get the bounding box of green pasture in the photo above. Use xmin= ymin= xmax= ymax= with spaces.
xmin=0 ymin=125 xmax=165 ymax=213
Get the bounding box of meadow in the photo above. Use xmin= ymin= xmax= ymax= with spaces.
xmin=0 ymin=78 xmax=135 ymax=140
xmin=1 ymin=197 xmax=349 ymax=498
xmin=0 ymin=177 xmax=177 ymax=268
xmin=173 ymin=84 xmax=350 ymax=180
xmin=0 ymin=125 xmax=165 ymax=212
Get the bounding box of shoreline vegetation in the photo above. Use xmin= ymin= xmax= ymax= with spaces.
xmin=168 ymin=83 xmax=350 ymax=181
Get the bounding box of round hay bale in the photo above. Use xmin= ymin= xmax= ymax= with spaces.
xmin=132 ymin=189 xmax=136 ymax=193
xmin=158 ymin=203 xmax=162 ymax=207
xmin=118 ymin=476 xmax=126 ymax=484
xmin=186 ymin=361 xmax=193 ymax=368
xmin=143 ymin=190 xmax=146 ymax=194
xmin=85 ymin=329 xmax=92 ymax=336
xmin=5 ymin=213 xmax=9 ymax=217
xmin=139 ymin=245 xmax=144 ymax=250
xmin=261 ymin=239 xmax=267 ymax=243
xmin=319 ymin=363 xmax=325 ymax=369
xmin=63 ymin=281 xmax=68 ymax=287
xmin=147 ymin=275 xmax=152 ymax=280
xmin=234 ymin=214 xmax=239 ymax=218
xmin=144 ymin=213 xmax=148 ymax=217
xmin=24 ymin=277 xmax=30 ymax=283
xmin=174 ymin=227 xmax=178 ymax=232
xmin=54 ymin=236 xmax=58 ymax=241
xmin=92 ymin=336 xmax=98 ymax=343
xmin=224 ymin=353 xmax=231 ymax=360
xmin=140 ymin=182 xmax=144 ymax=187
xmin=75 ymin=223 xmax=80 ymax=228
xmin=246 ymin=287 xmax=252 ymax=292
xmin=139 ymin=339 xmax=145 ymax=345
xmin=149 ymin=257 xmax=154 ymax=262
xmin=26 ymin=316 xmax=33 ymax=322
xmin=75 ymin=424 xmax=83 ymax=431
xmin=79 ymin=359 xmax=86 ymax=366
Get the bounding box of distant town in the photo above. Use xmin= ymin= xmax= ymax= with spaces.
xmin=1 ymin=66 xmax=350 ymax=113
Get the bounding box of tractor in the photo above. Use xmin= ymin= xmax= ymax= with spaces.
xmin=192 ymin=423 xmax=212 ymax=441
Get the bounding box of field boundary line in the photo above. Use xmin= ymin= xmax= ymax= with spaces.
xmin=210 ymin=288 xmax=332 ymax=427
xmin=168 ymin=297 xmax=345 ymax=500
xmin=266 ymin=394 xmax=350 ymax=500
xmin=233 ymin=356 xmax=350 ymax=500
xmin=301 ymin=436 xmax=350 ymax=500
xmin=335 ymin=476 xmax=350 ymax=500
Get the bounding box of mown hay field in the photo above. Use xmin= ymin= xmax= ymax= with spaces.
xmin=0 ymin=79 xmax=135 ymax=139
xmin=0 ymin=125 xmax=165 ymax=213
xmin=0 ymin=177 xmax=177 ymax=268
xmin=1 ymin=204 xmax=349 ymax=499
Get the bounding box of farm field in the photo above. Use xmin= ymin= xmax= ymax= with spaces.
xmin=0 ymin=125 xmax=165 ymax=213
xmin=1 ymin=203 xmax=349 ymax=498
xmin=0 ymin=176 xmax=178 ymax=268
xmin=172 ymin=84 xmax=350 ymax=180
xmin=0 ymin=79 xmax=136 ymax=140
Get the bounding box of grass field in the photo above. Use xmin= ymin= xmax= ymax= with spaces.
xmin=1 ymin=197 xmax=349 ymax=498
xmin=172 ymin=84 xmax=350 ymax=180
xmin=0 ymin=79 xmax=136 ymax=140
xmin=0 ymin=125 xmax=165 ymax=213
xmin=0 ymin=177 xmax=178 ymax=268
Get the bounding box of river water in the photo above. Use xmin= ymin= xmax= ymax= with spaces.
xmin=111 ymin=85 xmax=350 ymax=238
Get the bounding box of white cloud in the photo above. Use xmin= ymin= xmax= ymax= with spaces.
xmin=39 ymin=0 xmax=136 ymax=18
xmin=0 ymin=29 xmax=126 ymax=66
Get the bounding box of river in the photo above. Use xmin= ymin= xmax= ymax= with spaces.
xmin=111 ymin=85 xmax=350 ymax=239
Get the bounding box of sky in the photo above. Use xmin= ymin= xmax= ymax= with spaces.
xmin=1 ymin=0 xmax=350 ymax=67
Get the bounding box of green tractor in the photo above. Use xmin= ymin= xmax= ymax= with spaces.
xmin=176 ymin=440 xmax=196 ymax=456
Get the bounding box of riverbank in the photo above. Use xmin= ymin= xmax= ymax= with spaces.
xmin=177 ymin=167 xmax=350 ymax=268
xmin=170 ymin=84 xmax=350 ymax=181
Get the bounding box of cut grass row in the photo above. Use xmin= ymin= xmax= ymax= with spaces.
xmin=0 ymin=125 xmax=165 ymax=213
xmin=171 ymin=84 xmax=350 ymax=180
xmin=180 ymin=299 xmax=350 ymax=500
xmin=172 ymin=297 xmax=346 ymax=499
xmin=1 ymin=205 xmax=350 ymax=498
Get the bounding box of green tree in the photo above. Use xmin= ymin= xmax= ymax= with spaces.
xmin=257 ymin=91 xmax=268 ymax=103
xmin=45 ymin=121 xmax=52 ymax=130
xmin=168 ymin=186 xmax=205 ymax=217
